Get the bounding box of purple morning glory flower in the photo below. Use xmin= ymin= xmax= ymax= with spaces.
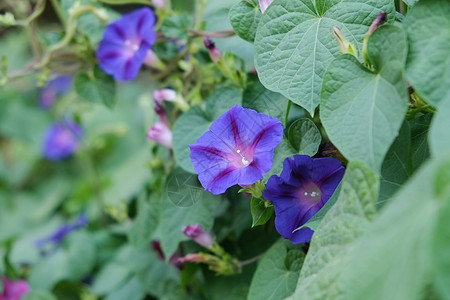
xmin=263 ymin=155 xmax=345 ymax=244
xmin=42 ymin=120 xmax=83 ymax=161
xmin=39 ymin=74 xmax=72 ymax=109
xmin=190 ymin=105 xmax=283 ymax=195
xmin=96 ymin=7 xmax=156 ymax=81
xmin=0 ymin=276 xmax=30 ymax=300
xmin=35 ymin=214 xmax=88 ymax=248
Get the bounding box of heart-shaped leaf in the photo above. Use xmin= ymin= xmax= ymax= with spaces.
xmin=321 ymin=25 xmax=408 ymax=172
xmin=254 ymin=0 xmax=394 ymax=115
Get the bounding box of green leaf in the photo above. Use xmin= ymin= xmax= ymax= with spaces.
xmin=92 ymin=245 xmax=135 ymax=296
xmin=74 ymin=67 xmax=116 ymax=108
xmin=409 ymin=113 xmax=432 ymax=170
xmin=248 ymin=240 xmax=305 ymax=300
xmin=263 ymin=137 xmax=296 ymax=183
xmin=242 ymin=75 xmax=288 ymax=125
xmin=229 ymin=0 xmax=262 ymax=42
xmin=23 ymin=291 xmax=58 ymax=300
xmin=105 ymin=277 xmax=145 ymax=300
xmin=131 ymin=246 xmax=179 ymax=298
xmin=250 ymin=197 xmax=274 ymax=227
xmin=287 ymin=118 xmax=321 ymax=156
xmin=28 ymin=231 xmax=96 ymax=290
xmin=402 ymin=0 xmax=418 ymax=7
xmin=379 ymin=121 xmax=411 ymax=203
xmin=336 ymin=154 xmax=450 ymax=300
xmin=161 ymin=13 xmax=193 ymax=39
xmin=321 ymin=25 xmax=409 ymax=172
xmin=404 ymin=0 xmax=450 ymax=107
xmin=430 ymin=100 xmax=450 ymax=157
xmin=298 ymin=182 xmax=341 ymax=232
xmin=157 ymin=169 xmax=220 ymax=258
xmin=128 ymin=194 xmax=160 ymax=248
xmin=66 ymin=232 xmax=96 ymax=280
xmin=431 ymin=164 xmax=450 ymax=299
xmin=172 ymin=87 xmax=242 ymax=173
xmin=290 ymin=161 xmax=379 ymax=300
xmin=61 ymin=0 xmax=119 ymax=45
xmin=254 ymin=0 xmax=395 ymax=115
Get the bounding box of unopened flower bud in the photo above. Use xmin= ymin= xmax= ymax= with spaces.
xmin=177 ymin=253 xmax=207 ymax=264
xmin=368 ymin=12 xmax=387 ymax=36
xmin=183 ymin=224 xmax=214 ymax=248
xmin=203 ymin=37 xmax=221 ymax=63
xmin=1 ymin=276 xmax=30 ymax=299
xmin=144 ymin=50 xmax=158 ymax=66
xmin=152 ymin=0 xmax=166 ymax=9
xmin=147 ymin=122 xmax=172 ymax=148
xmin=258 ymin=0 xmax=273 ymax=14
xmin=153 ymin=88 xmax=177 ymax=105
xmin=363 ymin=12 xmax=387 ymax=65
xmin=333 ymin=26 xmax=358 ymax=57
xmin=154 ymin=103 xmax=169 ymax=125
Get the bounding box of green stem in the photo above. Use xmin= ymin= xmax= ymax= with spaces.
xmin=33 ymin=5 xmax=107 ymax=70
xmin=49 ymin=0 xmax=67 ymax=26
xmin=12 ymin=0 xmax=46 ymax=26
xmin=188 ymin=29 xmax=235 ymax=38
xmin=238 ymin=254 xmax=263 ymax=268
xmin=194 ymin=0 xmax=207 ymax=30
xmin=285 ymin=100 xmax=292 ymax=128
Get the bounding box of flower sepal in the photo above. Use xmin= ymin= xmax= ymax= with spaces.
xmin=178 ymin=252 xmax=240 ymax=276
xmin=239 ymin=180 xmax=265 ymax=198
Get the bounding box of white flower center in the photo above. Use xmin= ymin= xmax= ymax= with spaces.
xmin=125 ymin=40 xmax=140 ymax=52
xmin=236 ymin=149 xmax=250 ymax=167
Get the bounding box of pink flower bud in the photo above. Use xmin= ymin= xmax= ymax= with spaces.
xmin=182 ymin=224 xmax=214 ymax=248
xmin=177 ymin=253 xmax=206 ymax=265
xmin=154 ymin=103 xmax=169 ymax=125
xmin=152 ymin=0 xmax=166 ymax=9
xmin=144 ymin=50 xmax=158 ymax=66
xmin=1 ymin=276 xmax=30 ymax=300
xmin=153 ymin=89 xmax=177 ymax=105
xmin=368 ymin=12 xmax=387 ymax=35
xmin=203 ymin=37 xmax=221 ymax=63
xmin=258 ymin=0 xmax=273 ymax=14
xmin=147 ymin=122 xmax=172 ymax=148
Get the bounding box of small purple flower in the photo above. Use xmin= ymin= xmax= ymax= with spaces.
xmin=39 ymin=74 xmax=72 ymax=109
xmin=203 ymin=37 xmax=221 ymax=63
xmin=0 ymin=276 xmax=30 ymax=300
xmin=182 ymin=224 xmax=214 ymax=248
xmin=263 ymin=155 xmax=345 ymax=244
xmin=96 ymin=8 xmax=156 ymax=81
xmin=258 ymin=0 xmax=273 ymax=14
xmin=147 ymin=121 xmax=172 ymax=148
xmin=35 ymin=214 xmax=88 ymax=248
xmin=42 ymin=120 xmax=83 ymax=161
xmin=190 ymin=105 xmax=283 ymax=195
xmin=153 ymin=89 xmax=177 ymax=105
